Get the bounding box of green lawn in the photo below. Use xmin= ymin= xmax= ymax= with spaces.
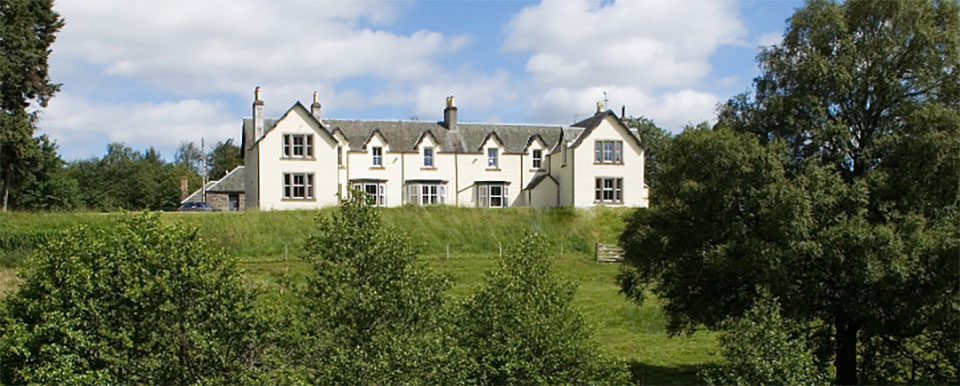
xmin=243 ymin=256 xmax=719 ymax=385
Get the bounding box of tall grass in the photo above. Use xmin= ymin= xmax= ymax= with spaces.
xmin=0 ymin=206 xmax=633 ymax=265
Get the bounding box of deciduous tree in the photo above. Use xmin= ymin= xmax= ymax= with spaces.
xmin=620 ymin=1 xmax=960 ymax=384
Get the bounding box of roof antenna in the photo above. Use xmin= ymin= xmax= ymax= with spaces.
xmin=603 ymin=91 xmax=609 ymax=110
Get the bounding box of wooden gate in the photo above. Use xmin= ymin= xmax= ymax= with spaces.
xmin=595 ymin=242 xmax=624 ymax=263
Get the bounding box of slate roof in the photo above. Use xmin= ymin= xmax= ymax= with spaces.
xmin=241 ymin=104 xmax=641 ymax=155
xmin=325 ymin=119 xmax=565 ymax=154
xmin=569 ymin=110 xmax=643 ymax=148
xmin=207 ymin=166 xmax=245 ymax=192
xmin=525 ymin=173 xmax=558 ymax=190
xmin=180 ymin=166 xmax=245 ymax=204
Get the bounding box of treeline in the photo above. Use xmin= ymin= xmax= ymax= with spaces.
xmin=6 ymin=139 xmax=241 ymax=212
xmin=0 ymin=196 xmax=629 ymax=384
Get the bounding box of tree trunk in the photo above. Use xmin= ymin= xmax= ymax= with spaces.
xmin=835 ymin=321 xmax=860 ymax=385
xmin=1 ymin=176 xmax=8 ymax=213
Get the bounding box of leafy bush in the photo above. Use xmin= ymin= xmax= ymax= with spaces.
xmin=274 ymin=192 xmax=460 ymax=384
xmin=456 ymin=231 xmax=630 ymax=385
xmin=701 ymin=295 xmax=828 ymax=386
xmin=0 ymin=212 xmax=263 ymax=384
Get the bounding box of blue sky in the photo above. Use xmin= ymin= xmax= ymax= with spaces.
xmin=39 ymin=0 xmax=803 ymax=161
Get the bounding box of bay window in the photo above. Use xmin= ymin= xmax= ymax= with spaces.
xmin=407 ymin=183 xmax=446 ymax=205
xmin=352 ymin=181 xmax=386 ymax=206
xmin=476 ymin=183 xmax=508 ymax=208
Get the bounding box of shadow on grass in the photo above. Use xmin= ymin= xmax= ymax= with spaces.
xmin=628 ymin=361 xmax=704 ymax=386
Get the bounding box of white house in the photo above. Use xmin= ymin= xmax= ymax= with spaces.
xmin=240 ymin=87 xmax=648 ymax=210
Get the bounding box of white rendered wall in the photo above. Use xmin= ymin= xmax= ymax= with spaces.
xmin=257 ymin=108 xmax=339 ymax=210
xmin=571 ymin=116 xmax=647 ymax=208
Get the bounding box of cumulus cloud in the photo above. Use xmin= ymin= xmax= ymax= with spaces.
xmin=40 ymin=93 xmax=236 ymax=159
xmin=44 ymin=0 xmax=512 ymax=157
xmin=504 ymin=0 xmax=745 ymax=131
xmin=51 ymin=1 xmax=468 ymax=110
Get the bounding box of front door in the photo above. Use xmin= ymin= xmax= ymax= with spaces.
xmin=228 ymin=193 xmax=239 ymax=211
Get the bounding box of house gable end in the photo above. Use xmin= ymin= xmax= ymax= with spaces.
xmin=254 ymin=102 xmax=338 ymax=147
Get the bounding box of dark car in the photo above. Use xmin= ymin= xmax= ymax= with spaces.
xmin=178 ymin=202 xmax=219 ymax=212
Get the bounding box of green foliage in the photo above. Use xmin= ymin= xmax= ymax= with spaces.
xmin=0 ymin=212 xmax=264 ymax=385
xmin=624 ymin=0 xmax=960 ymax=383
xmin=618 ymin=128 xmax=801 ymax=331
xmin=623 ymin=115 xmax=672 ymax=190
xmin=207 ymin=138 xmax=242 ymax=180
xmin=278 ymin=191 xmax=459 ymax=383
xmin=701 ymin=295 xmax=828 ymax=386
xmin=0 ymin=0 xmax=64 ymax=211
xmin=65 ymin=143 xmax=200 ymax=211
xmin=457 ymin=231 xmax=630 ymax=385
xmin=174 ymin=140 xmax=203 ymax=174
xmin=12 ymin=135 xmax=81 ymax=211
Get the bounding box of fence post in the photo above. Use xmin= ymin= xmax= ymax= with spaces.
xmin=446 ymin=243 xmax=450 ymax=260
xmin=560 ymin=243 xmax=563 ymax=258
xmin=284 ymin=244 xmax=288 ymax=261
xmin=498 ymin=242 xmax=502 ymax=258
xmin=595 ymin=242 xmax=598 ymax=262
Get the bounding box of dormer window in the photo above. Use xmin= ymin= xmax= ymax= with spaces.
xmin=532 ymin=149 xmax=542 ymax=169
xmin=423 ymin=146 xmax=434 ymax=167
xmin=372 ymin=146 xmax=383 ymax=167
xmin=487 ymin=148 xmax=498 ymax=169
xmin=283 ymin=134 xmax=313 ymax=158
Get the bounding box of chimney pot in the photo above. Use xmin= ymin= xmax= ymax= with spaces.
xmin=180 ymin=177 xmax=189 ymax=199
xmin=250 ymin=86 xmax=264 ymax=148
xmin=596 ymin=101 xmax=603 ymax=114
xmin=443 ymin=95 xmax=458 ymax=131
xmin=311 ymin=91 xmax=322 ymax=122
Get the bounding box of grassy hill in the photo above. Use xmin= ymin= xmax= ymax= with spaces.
xmin=0 ymin=207 xmax=718 ymax=384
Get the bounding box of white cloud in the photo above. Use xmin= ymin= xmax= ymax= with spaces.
xmin=45 ymin=0 xmax=515 ymax=157
xmin=39 ymin=93 xmax=236 ymax=159
xmin=49 ymin=1 xmax=473 ymax=116
xmin=530 ymin=86 xmax=718 ymax=132
xmin=757 ymin=31 xmax=783 ymax=47
xmin=504 ymin=0 xmax=745 ymax=131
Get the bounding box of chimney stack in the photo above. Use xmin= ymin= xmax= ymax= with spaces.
xmin=311 ymin=91 xmax=322 ymax=122
xmin=251 ymin=86 xmax=264 ymax=149
xmin=443 ymin=95 xmax=457 ymax=131
xmin=596 ymin=101 xmax=603 ymax=114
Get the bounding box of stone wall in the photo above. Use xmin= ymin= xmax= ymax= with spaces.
xmin=207 ymin=192 xmax=245 ymax=211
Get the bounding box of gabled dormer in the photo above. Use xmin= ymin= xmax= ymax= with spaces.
xmin=414 ymin=130 xmax=440 ymax=169
xmin=479 ymin=132 xmax=504 ymax=170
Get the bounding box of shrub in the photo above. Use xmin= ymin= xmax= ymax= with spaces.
xmin=700 ymin=295 xmax=828 ymax=385
xmin=0 ymin=212 xmax=263 ymax=385
xmin=277 ymin=192 xmax=460 ymax=383
xmin=457 ymin=231 xmax=630 ymax=385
